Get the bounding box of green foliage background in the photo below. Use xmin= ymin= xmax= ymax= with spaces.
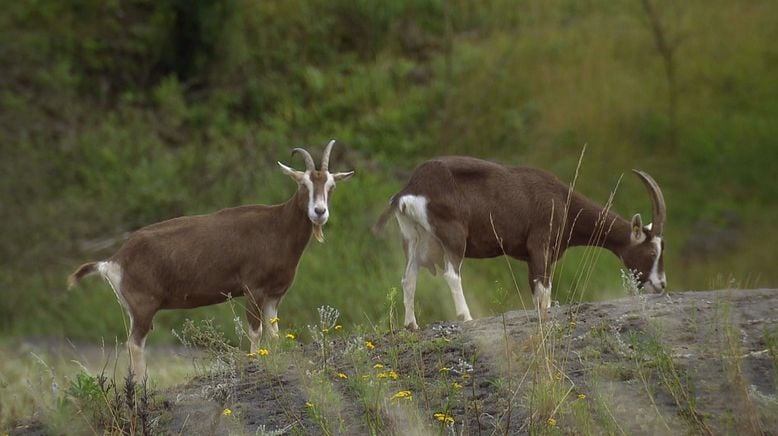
xmin=2 ymin=0 xmax=777 ymax=342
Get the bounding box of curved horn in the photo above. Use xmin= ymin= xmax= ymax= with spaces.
xmin=320 ymin=139 xmax=336 ymax=172
xmin=632 ymin=169 xmax=666 ymax=236
xmin=291 ymin=148 xmax=315 ymax=172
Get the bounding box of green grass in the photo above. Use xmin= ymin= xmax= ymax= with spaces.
xmin=0 ymin=340 xmax=192 ymax=432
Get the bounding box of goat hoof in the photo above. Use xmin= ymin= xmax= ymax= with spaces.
xmin=405 ymin=322 xmax=419 ymax=331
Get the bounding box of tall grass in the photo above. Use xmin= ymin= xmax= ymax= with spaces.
xmin=0 ymin=339 xmax=192 ymax=432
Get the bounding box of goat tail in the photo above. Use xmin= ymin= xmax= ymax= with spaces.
xmin=372 ymin=199 xmax=398 ymax=235
xmin=68 ymin=261 xmax=99 ymax=289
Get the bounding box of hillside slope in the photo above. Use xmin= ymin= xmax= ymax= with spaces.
xmin=154 ymin=288 xmax=777 ymax=435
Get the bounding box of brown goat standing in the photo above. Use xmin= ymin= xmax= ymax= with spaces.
xmin=68 ymin=141 xmax=354 ymax=378
xmin=374 ymin=156 xmax=666 ymax=329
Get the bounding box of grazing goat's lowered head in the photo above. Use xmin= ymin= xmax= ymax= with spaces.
xmin=619 ymin=170 xmax=667 ymax=294
xmin=278 ymin=139 xmax=355 ymax=242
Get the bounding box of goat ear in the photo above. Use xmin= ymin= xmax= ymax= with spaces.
xmin=630 ymin=213 xmax=646 ymax=244
xmin=277 ymin=161 xmax=304 ymax=181
xmin=331 ymin=170 xmax=354 ymax=182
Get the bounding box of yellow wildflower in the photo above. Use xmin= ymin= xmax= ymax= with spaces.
xmin=547 ymin=417 xmax=557 ymax=426
xmin=258 ymin=348 xmax=270 ymax=356
xmin=452 ymin=382 xmax=463 ymax=389
xmin=439 ymin=367 xmax=451 ymax=373
xmin=337 ymin=372 xmax=348 ymax=379
xmin=365 ymin=341 xmax=376 ymax=350
xmin=269 ymin=317 xmax=279 ymax=325
xmin=222 ymin=408 xmax=232 ymax=417
xmin=305 ymin=401 xmax=314 ymax=408
xmin=578 ymin=393 xmax=586 ymax=400
xmin=373 ymin=363 xmax=384 ymax=369
xmin=391 ymin=390 xmax=413 ymax=401
xmin=334 ymin=324 xmax=342 ymax=330
xmin=321 ymin=328 xmax=329 ymax=333
xmin=285 ymin=333 xmax=296 ymax=340
xmin=433 ymin=412 xmax=454 ymax=424
xmin=377 ymin=370 xmax=398 ymax=380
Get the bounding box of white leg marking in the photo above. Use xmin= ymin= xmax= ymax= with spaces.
xmin=532 ymin=280 xmax=552 ymax=315
xmin=248 ymin=322 xmax=263 ymax=353
xmin=396 ymin=195 xmax=434 ymax=330
xmin=263 ymin=299 xmax=280 ymax=338
xmin=129 ymin=335 xmax=147 ymax=380
xmin=401 ymin=242 xmax=420 ymax=330
xmin=100 ymin=261 xmax=143 ymax=378
xmin=443 ymin=261 xmax=472 ymax=322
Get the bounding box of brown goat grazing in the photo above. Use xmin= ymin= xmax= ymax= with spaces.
xmin=68 ymin=140 xmax=354 ymax=378
xmin=373 ymin=156 xmax=666 ymax=329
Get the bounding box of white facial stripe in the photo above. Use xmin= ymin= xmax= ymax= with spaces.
xmin=324 ymin=173 xmax=335 ymax=194
xmin=303 ymin=172 xmax=332 ymax=224
xmin=302 ymin=172 xmax=315 ymax=214
xmin=647 ymin=236 xmax=663 ymax=285
xmin=317 ymin=173 xmax=334 ymax=208
xmin=302 ymin=172 xmax=314 ymax=193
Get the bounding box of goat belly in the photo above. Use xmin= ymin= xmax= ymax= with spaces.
xmin=163 ymin=286 xmax=243 ymax=309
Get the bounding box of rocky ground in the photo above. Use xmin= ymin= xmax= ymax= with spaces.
xmin=151 ymin=288 xmax=778 ymax=435
xmin=6 ymin=288 xmax=777 ymax=435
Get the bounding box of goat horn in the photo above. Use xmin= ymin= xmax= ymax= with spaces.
xmin=632 ymin=169 xmax=666 ymax=236
xmin=291 ymin=148 xmax=316 ymax=172
xmin=320 ymin=139 xmax=336 ymax=172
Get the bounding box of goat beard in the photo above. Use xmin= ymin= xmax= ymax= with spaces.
xmin=313 ymin=224 xmax=325 ymax=243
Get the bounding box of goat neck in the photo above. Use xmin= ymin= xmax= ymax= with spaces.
xmin=566 ymin=191 xmax=633 ymax=257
